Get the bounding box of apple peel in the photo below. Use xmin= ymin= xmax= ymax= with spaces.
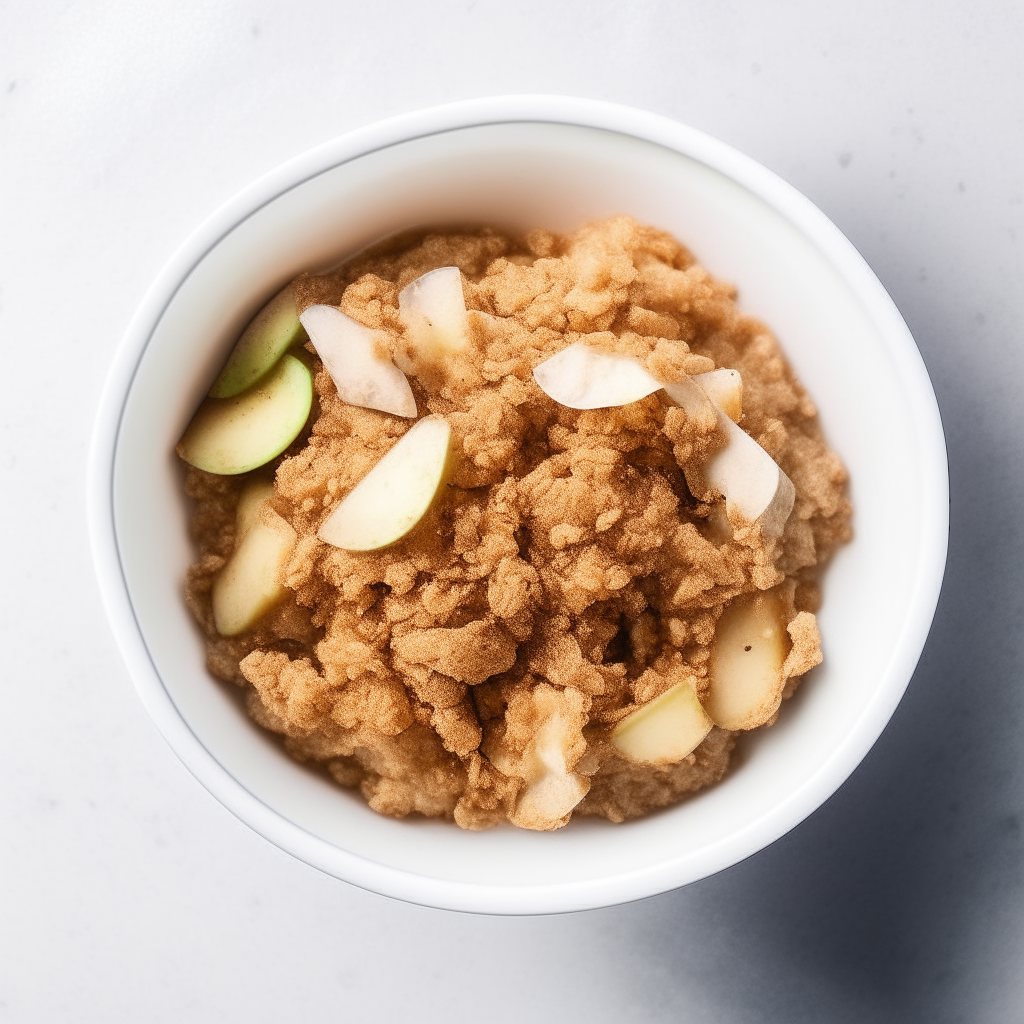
xmin=209 ymin=286 xmax=306 ymax=399
xmin=299 ymin=305 xmax=416 ymax=418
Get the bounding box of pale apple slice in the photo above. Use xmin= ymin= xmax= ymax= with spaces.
xmin=178 ymin=354 xmax=313 ymax=475
xmin=513 ymin=709 xmax=590 ymax=830
xmin=513 ymin=707 xmax=590 ymax=830
xmin=611 ymin=680 xmax=713 ymax=764
xmin=514 ymin=770 xmax=590 ymax=831
xmin=398 ymin=267 xmax=470 ymax=362
xmin=704 ymin=591 xmax=788 ymax=730
xmin=209 ymin=286 xmax=306 ymax=398
xmin=482 ymin=686 xmax=590 ymax=830
xmin=533 ymin=345 xmax=793 ymax=536
xmin=706 ymin=415 xmax=796 ymax=537
xmin=235 ymin=479 xmax=276 ymax=538
xmin=299 ymin=305 xmax=416 ymax=418
xmin=533 ymin=346 xmax=743 ymax=418
xmin=212 ymin=506 xmax=297 ymax=636
xmin=533 ymin=342 xmax=665 ymax=408
xmin=693 ymin=368 xmax=742 ymax=422
xmin=318 ymin=414 xmax=452 ymax=551
xmin=664 ymin=375 xmax=794 ymax=538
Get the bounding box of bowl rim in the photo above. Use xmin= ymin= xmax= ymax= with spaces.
xmin=87 ymin=94 xmax=949 ymax=915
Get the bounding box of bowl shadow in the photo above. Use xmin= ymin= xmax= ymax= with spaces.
xmin=579 ymin=283 xmax=1022 ymax=1022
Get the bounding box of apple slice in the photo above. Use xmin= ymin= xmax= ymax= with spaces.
xmin=235 ymin=479 xmax=276 ymax=538
xmin=705 ymin=414 xmax=795 ymax=536
xmin=693 ymin=368 xmax=742 ymax=422
xmin=515 ymin=770 xmax=590 ymax=831
xmin=533 ymin=346 xmax=743 ymax=418
xmin=704 ymin=591 xmax=788 ymax=730
xmin=663 ymin=375 xmax=794 ymax=538
xmin=533 ymin=345 xmax=793 ymax=537
xmin=178 ymin=354 xmax=313 ymax=475
xmin=318 ymin=414 xmax=452 ymax=551
xmin=398 ymin=267 xmax=470 ymax=362
xmin=212 ymin=504 xmax=297 ymax=636
xmin=209 ymin=286 xmax=306 ymax=398
xmin=299 ymin=305 xmax=416 ymax=418
xmin=533 ymin=342 xmax=663 ymax=408
xmin=485 ymin=696 xmax=589 ymax=831
xmin=611 ymin=680 xmax=713 ymax=764
xmin=514 ymin=705 xmax=590 ymax=830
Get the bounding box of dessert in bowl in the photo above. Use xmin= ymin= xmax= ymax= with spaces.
xmin=88 ymin=97 xmax=947 ymax=914
xmin=177 ymin=216 xmax=850 ymax=832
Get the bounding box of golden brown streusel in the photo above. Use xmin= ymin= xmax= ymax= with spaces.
xmin=182 ymin=215 xmax=850 ymax=830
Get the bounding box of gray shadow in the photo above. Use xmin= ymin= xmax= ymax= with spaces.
xmin=578 ymin=259 xmax=1024 ymax=1023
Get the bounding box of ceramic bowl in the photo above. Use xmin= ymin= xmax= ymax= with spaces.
xmin=88 ymin=96 xmax=948 ymax=914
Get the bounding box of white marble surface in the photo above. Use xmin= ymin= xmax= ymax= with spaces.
xmin=2 ymin=1 xmax=1022 ymax=1020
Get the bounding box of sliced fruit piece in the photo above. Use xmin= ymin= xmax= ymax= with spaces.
xmin=611 ymin=680 xmax=713 ymax=764
xmin=533 ymin=342 xmax=663 ymax=409
xmin=209 ymin=286 xmax=306 ymax=398
xmin=513 ymin=703 xmax=590 ymax=830
xmin=318 ymin=414 xmax=452 ymax=551
xmin=178 ymin=354 xmax=313 ymax=475
xmin=693 ymin=368 xmax=742 ymax=422
xmin=515 ymin=770 xmax=590 ymax=831
xmin=707 ymin=416 xmax=795 ymax=537
xmin=212 ymin=506 xmax=297 ymax=636
xmin=705 ymin=591 xmax=788 ymax=730
xmin=235 ymin=479 xmax=276 ymax=539
xmin=532 ymin=345 xmax=793 ymax=537
xmin=298 ymin=305 xmax=416 ymax=418
xmin=664 ymin=375 xmax=794 ymax=538
xmin=482 ymin=685 xmax=590 ymax=830
xmin=398 ymin=266 xmax=470 ymax=362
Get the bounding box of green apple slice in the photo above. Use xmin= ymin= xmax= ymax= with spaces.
xmin=209 ymin=286 xmax=306 ymax=398
xmin=318 ymin=414 xmax=452 ymax=551
xmin=705 ymin=592 xmax=788 ymax=730
xmin=178 ymin=354 xmax=313 ymax=475
xmin=611 ymin=680 xmax=713 ymax=764
xmin=299 ymin=304 xmax=416 ymax=417
xmin=212 ymin=503 xmax=297 ymax=636
xmin=398 ymin=267 xmax=470 ymax=362
xmin=533 ymin=342 xmax=663 ymax=408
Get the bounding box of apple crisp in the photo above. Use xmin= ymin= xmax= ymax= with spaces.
xmin=181 ymin=216 xmax=851 ymax=830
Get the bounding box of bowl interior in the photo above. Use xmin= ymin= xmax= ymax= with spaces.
xmin=112 ymin=121 xmax=934 ymax=903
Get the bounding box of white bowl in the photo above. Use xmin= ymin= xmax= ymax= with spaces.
xmin=88 ymin=96 xmax=948 ymax=915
